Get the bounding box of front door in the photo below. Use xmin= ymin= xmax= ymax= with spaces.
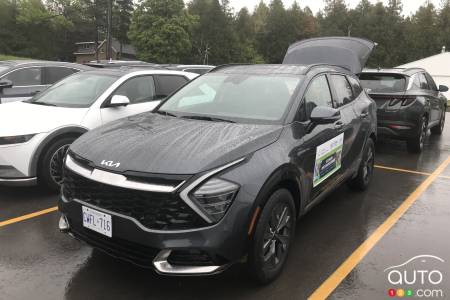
xmin=100 ymin=75 xmax=161 ymax=124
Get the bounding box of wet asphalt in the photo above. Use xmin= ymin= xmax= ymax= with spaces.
xmin=1 ymin=114 xmax=450 ymax=300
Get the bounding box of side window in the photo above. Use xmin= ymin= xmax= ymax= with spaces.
xmin=418 ymin=73 xmax=429 ymax=90
xmin=347 ymin=76 xmax=363 ymax=97
xmin=44 ymin=67 xmax=78 ymax=84
xmin=331 ymin=75 xmax=354 ymax=107
xmin=156 ymin=75 xmax=188 ymax=98
xmin=113 ymin=76 xmax=156 ymax=104
xmin=3 ymin=67 xmax=42 ymax=86
xmin=410 ymin=74 xmax=422 ymax=90
xmin=301 ymin=75 xmax=333 ymax=120
xmin=424 ymin=73 xmax=437 ymax=91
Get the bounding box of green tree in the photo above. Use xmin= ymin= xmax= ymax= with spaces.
xmin=319 ymin=0 xmax=350 ymax=36
xmin=128 ymin=0 xmax=195 ymax=63
xmin=114 ymin=0 xmax=134 ymax=54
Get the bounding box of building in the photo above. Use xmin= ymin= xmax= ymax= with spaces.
xmin=397 ymin=48 xmax=450 ymax=99
xmin=74 ymin=39 xmax=137 ymax=64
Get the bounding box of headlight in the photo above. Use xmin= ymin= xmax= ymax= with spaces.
xmin=0 ymin=134 xmax=35 ymax=145
xmin=191 ymin=177 xmax=240 ymax=223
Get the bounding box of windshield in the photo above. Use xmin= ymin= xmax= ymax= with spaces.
xmin=158 ymin=73 xmax=302 ymax=124
xmin=359 ymin=73 xmax=406 ymax=93
xmin=0 ymin=65 xmax=10 ymax=73
xmin=29 ymin=72 xmax=118 ymax=108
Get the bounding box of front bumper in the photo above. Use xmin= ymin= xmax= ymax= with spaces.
xmin=58 ymin=194 xmax=251 ymax=275
xmin=0 ymin=134 xmax=45 ymax=185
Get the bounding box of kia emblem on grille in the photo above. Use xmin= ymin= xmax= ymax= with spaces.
xmin=101 ymin=160 xmax=121 ymax=168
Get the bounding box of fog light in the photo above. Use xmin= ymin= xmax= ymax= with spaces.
xmin=59 ymin=215 xmax=70 ymax=232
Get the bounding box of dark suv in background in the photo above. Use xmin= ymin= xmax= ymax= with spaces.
xmin=0 ymin=60 xmax=91 ymax=104
xmin=59 ymin=37 xmax=377 ymax=284
xmin=359 ymin=68 xmax=448 ymax=152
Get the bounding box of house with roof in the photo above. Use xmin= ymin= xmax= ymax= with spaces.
xmin=398 ymin=47 xmax=450 ymax=99
xmin=73 ymin=38 xmax=137 ymax=64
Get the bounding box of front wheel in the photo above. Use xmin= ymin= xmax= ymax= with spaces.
xmin=248 ymin=189 xmax=296 ymax=284
xmin=38 ymin=137 xmax=76 ymax=192
xmin=348 ymin=138 xmax=375 ymax=191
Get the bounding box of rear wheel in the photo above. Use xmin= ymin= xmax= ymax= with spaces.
xmin=348 ymin=138 xmax=375 ymax=191
xmin=38 ymin=137 xmax=76 ymax=192
xmin=248 ymin=189 xmax=296 ymax=284
xmin=407 ymin=116 xmax=428 ymax=153
xmin=431 ymin=109 xmax=446 ymax=135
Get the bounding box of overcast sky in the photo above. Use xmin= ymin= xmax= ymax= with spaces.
xmin=227 ymin=0 xmax=442 ymax=16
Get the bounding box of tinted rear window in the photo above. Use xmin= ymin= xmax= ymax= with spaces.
xmin=359 ymin=73 xmax=406 ymax=93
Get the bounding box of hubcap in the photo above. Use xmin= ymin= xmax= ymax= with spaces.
xmin=49 ymin=144 xmax=70 ymax=186
xmin=261 ymin=202 xmax=293 ymax=269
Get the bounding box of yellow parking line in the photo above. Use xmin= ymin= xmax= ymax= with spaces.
xmin=0 ymin=206 xmax=58 ymax=228
xmin=374 ymin=165 xmax=431 ymax=176
xmin=309 ymin=155 xmax=450 ymax=300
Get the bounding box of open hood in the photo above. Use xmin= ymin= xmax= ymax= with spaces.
xmin=282 ymin=37 xmax=376 ymax=73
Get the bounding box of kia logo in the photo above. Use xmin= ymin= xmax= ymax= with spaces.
xmin=101 ymin=160 xmax=121 ymax=168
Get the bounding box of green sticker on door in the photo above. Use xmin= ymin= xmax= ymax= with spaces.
xmin=313 ymin=133 xmax=344 ymax=187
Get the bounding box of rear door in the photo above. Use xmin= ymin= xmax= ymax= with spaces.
xmin=0 ymin=67 xmax=44 ymax=103
xmin=422 ymin=72 xmax=441 ymax=125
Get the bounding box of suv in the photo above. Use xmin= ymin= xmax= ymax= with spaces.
xmin=0 ymin=60 xmax=91 ymax=104
xmin=359 ymin=68 xmax=448 ymax=152
xmin=58 ymin=37 xmax=377 ymax=283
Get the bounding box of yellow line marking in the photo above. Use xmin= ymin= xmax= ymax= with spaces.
xmin=0 ymin=206 xmax=58 ymax=228
xmin=374 ymin=165 xmax=431 ymax=176
xmin=309 ymin=155 xmax=450 ymax=300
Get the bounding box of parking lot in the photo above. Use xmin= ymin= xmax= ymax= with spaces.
xmin=0 ymin=114 xmax=449 ymax=300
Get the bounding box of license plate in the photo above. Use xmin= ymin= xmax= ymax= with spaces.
xmin=82 ymin=206 xmax=112 ymax=237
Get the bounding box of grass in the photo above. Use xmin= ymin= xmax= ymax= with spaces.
xmin=0 ymin=54 xmax=30 ymax=61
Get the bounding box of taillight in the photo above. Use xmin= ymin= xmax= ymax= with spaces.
xmin=388 ymin=96 xmax=416 ymax=106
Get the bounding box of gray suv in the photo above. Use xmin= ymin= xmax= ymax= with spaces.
xmin=0 ymin=60 xmax=91 ymax=104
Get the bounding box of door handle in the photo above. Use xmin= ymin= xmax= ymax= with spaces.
xmin=334 ymin=121 xmax=344 ymax=130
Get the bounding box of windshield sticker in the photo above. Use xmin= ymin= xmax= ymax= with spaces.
xmin=313 ymin=133 xmax=344 ymax=187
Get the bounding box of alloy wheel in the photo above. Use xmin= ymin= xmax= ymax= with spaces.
xmin=441 ymin=112 xmax=446 ymax=131
xmin=419 ymin=117 xmax=427 ymax=149
xmin=362 ymin=144 xmax=374 ymax=183
xmin=261 ymin=202 xmax=293 ymax=269
xmin=49 ymin=144 xmax=70 ymax=186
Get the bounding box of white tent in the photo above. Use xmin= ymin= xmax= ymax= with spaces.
xmin=398 ymin=51 xmax=450 ymax=99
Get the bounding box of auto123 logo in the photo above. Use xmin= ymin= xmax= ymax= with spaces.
xmin=384 ymin=255 xmax=446 ymax=298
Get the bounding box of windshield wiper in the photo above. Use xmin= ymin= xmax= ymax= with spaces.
xmin=29 ymin=102 xmax=57 ymax=106
xmin=180 ymin=115 xmax=236 ymax=123
xmin=155 ymin=110 xmax=178 ymax=117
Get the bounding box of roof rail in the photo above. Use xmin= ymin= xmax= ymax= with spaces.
xmin=209 ymin=63 xmax=253 ymax=72
xmin=304 ymin=63 xmax=351 ymax=73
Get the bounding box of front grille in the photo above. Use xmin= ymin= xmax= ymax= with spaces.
xmin=62 ymin=168 xmax=208 ymax=230
xmin=70 ymin=222 xmax=159 ymax=267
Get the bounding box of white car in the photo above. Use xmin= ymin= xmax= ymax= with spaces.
xmin=0 ymin=68 xmax=198 ymax=190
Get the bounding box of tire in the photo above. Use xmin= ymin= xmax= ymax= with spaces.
xmin=407 ymin=116 xmax=428 ymax=153
xmin=348 ymin=138 xmax=375 ymax=191
xmin=38 ymin=137 xmax=76 ymax=192
xmin=430 ymin=109 xmax=446 ymax=135
xmin=248 ymin=189 xmax=296 ymax=285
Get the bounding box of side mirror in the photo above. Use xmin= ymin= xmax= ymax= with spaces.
xmin=0 ymin=79 xmax=13 ymax=90
xmin=310 ymin=106 xmax=341 ymax=124
xmin=438 ymin=85 xmax=449 ymax=92
xmin=109 ymin=95 xmax=130 ymax=107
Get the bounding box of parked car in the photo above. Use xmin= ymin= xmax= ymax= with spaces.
xmin=0 ymin=60 xmax=91 ymax=104
xmin=59 ymin=37 xmax=377 ymax=283
xmin=359 ymin=68 xmax=448 ymax=152
xmin=0 ymin=68 xmax=197 ymax=190
xmin=161 ymin=64 xmax=215 ymax=75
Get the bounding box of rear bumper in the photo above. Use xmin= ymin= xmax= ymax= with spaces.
xmin=58 ymin=195 xmax=250 ymax=275
xmin=377 ymin=121 xmax=419 ymax=140
xmin=377 ymin=106 xmax=423 ymax=140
